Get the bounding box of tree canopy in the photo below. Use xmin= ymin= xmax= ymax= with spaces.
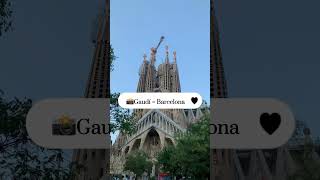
xmin=289 ymin=136 xmax=320 ymax=180
xmin=0 ymin=91 xmax=71 ymax=179
xmin=124 ymin=151 xmax=153 ymax=179
xmin=0 ymin=0 xmax=12 ymax=36
xmin=157 ymin=113 xmax=210 ymax=180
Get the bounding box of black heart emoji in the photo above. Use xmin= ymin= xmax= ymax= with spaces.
xmin=191 ymin=97 xmax=198 ymax=104
xmin=260 ymin=113 xmax=281 ymax=135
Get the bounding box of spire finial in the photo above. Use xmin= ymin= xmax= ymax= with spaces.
xmin=143 ymin=53 xmax=147 ymax=62
xmin=150 ymin=48 xmax=156 ymax=65
xmin=165 ymin=45 xmax=169 ymax=63
xmin=173 ymin=51 xmax=177 ymax=63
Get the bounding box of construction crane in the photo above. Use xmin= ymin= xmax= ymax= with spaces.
xmin=153 ymin=36 xmax=165 ymax=54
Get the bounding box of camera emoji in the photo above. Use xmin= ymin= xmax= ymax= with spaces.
xmin=52 ymin=115 xmax=76 ymax=135
xmin=126 ymin=98 xmax=135 ymax=105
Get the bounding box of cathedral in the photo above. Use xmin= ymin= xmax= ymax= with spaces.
xmin=110 ymin=42 xmax=207 ymax=177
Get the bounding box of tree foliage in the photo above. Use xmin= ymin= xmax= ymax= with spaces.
xmin=157 ymin=113 xmax=210 ymax=180
xmin=124 ymin=151 xmax=153 ymax=179
xmin=289 ymin=137 xmax=320 ymax=180
xmin=110 ymin=44 xmax=116 ymax=71
xmin=110 ymin=93 xmax=136 ymax=135
xmin=0 ymin=0 xmax=13 ymax=36
xmin=0 ymin=91 xmax=71 ymax=179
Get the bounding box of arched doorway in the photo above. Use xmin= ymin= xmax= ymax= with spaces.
xmin=165 ymin=137 xmax=174 ymax=146
xmin=131 ymin=139 xmax=141 ymax=152
xmin=142 ymin=128 xmax=161 ymax=158
xmin=124 ymin=146 xmax=130 ymax=155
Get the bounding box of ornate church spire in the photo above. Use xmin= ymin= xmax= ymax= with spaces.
xmin=171 ymin=50 xmax=180 ymax=92
xmin=165 ymin=45 xmax=170 ymax=63
xmin=137 ymin=54 xmax=148 ymax=92
xmin=143 ymin=53 xmax=147 ymax=62
xmin=173 ymin=51 xmax=177 ymax=64
xmin=72 ymin=0 xmax=110 ymax=179
xmin=145 ymin=48 xmax=156 ymax=92
xmin=150 ymin=47 xmax=156 ymax=65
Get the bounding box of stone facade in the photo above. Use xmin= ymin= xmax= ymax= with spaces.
xmin=71 ymin=0 xmax=110 ymax=180
xmin=210 ymin=1 xmax=318 ymax=180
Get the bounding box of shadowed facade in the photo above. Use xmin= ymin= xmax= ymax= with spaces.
xmin=210 ymin=1 xmax=319 ymax=180
xmin=71 ymin=0 xmax=110 ymax=180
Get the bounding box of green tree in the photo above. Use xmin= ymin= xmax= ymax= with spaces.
xmin=124 ymin=151 xmax=153 ymax=179
xmin=289 ymin=136 xmax=320 ymax=180
xmin=157 ymin=113 xmax=210 ymax=180
xmin=0 ymin=91 xmax=71 ymax=179
xmin=157 ymin=145 xmax=181 ymax=177
xmin=110 ymin=44 xmax=116 ymax=71
xmin=110 ymin=92 xmax=136 ymax=135
xmin=0 ymin=0 xmax=12 ymax=36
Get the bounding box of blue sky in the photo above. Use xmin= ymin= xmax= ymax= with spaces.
xmin=110 ymin=0 xmax=210 ymax=102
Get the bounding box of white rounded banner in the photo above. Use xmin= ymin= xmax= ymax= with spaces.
xmin=118 ymin=92 xmax=203 ymax=109
xmin=210 ymin=98 xmax=296 ymax=149
xmin=26 ymin=98 xmax=110 ymax=149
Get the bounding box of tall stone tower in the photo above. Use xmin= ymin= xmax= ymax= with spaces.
xmin=135 ymin=43 xmax=183 ymax=121
xmin=135 ymin=44 xmax=184 ymax=123
xmin=137 ymin=46 xmax=181 ymax=94
xmin=210 ymin=1 xmax=297 ymax=180
xmin=210 ymin=2 xmax=228 ymax=99
xmin=72 ymin=1 xmax=110 ymax=180
xmin=210 ymin=1 xmax=236 ymax=180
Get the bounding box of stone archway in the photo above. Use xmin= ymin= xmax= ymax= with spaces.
xmin=131 ymin=139 xmax=141 ymax=152
xmin=142 ymin=128 xmax=161 ymax=158
xmin=124 ymin=146 xmax=130 ymax=155
xmin=165 ymin=137 xmax=174 ymax=146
